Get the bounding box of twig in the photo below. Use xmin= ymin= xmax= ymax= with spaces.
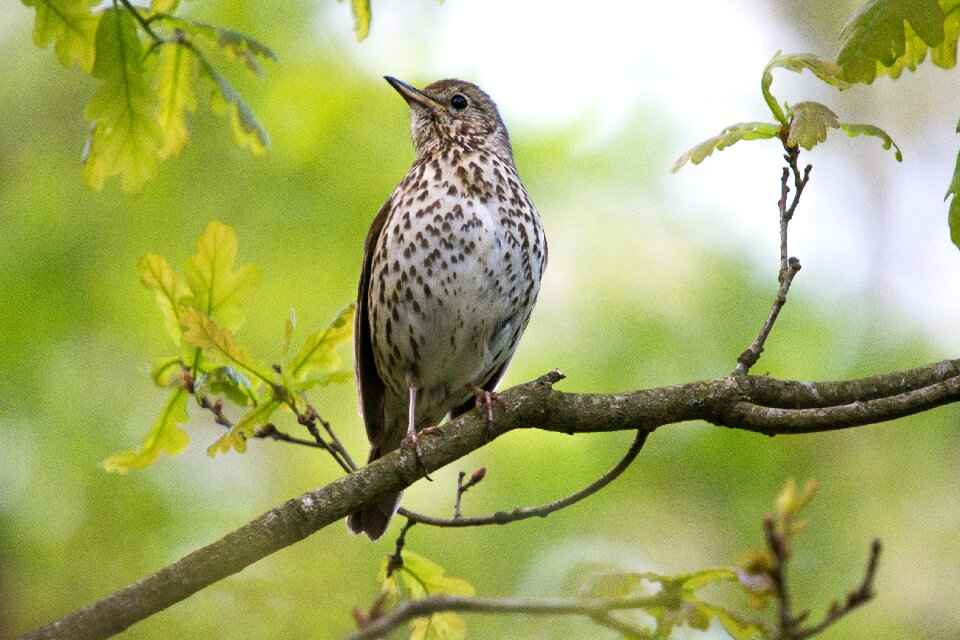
xmin=116 ymin=0 xmax=165 ymax=43
xmin=343 ymin=593 xmax=667 ymax=640
xmin=735 ymin=145 xmax=811 ymax=375
xmin=791 ymin=539 xmax=882 ymax=640
xmin=454 ymin=468 xmax=486 ymax=518
xmin=387 ymin=520 xmax=417 ymax=577
xmin=764 ymin=514 xmax=797 ymax=637
xmin=399 ymin=430 xmax=648 ymax=527
xmin=253 ymin=423 xmax=325 ymax=449
xmin=763 ymin=507 xmax=882 ymax=640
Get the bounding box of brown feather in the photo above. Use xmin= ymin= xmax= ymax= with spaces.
xmin=354 ymin=195 xmax=392 ymax=446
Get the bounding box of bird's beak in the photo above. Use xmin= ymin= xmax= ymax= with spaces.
xmin=384 ymin=76 xmax=441 ymax=110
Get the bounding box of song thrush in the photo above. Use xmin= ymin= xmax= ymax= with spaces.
xmin=348 ymin=77 xmax=547 ymax=540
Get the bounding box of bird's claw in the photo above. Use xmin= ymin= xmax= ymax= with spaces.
xmin=400 ymin=426 xmax=444 ymax=480
xmin=472 ymin=389 xmax=506 ymax=440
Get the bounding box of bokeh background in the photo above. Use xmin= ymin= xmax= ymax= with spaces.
xmin=3 ymin=1 xmax=960 ymax=638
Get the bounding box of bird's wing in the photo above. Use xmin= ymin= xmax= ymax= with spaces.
xmin=355 ymin=194 xmax=393 ymax=447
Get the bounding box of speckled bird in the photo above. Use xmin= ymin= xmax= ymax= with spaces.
xmin=347 ymin=77 xmax=547 ymax=540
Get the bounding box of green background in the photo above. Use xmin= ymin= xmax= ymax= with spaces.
xmin=3 ymin=1 xmax=959 ymax=638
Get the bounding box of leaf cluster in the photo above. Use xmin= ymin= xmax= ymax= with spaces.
xmin=22 ymin=0 xmax=277 ymax=192
xmin=104 ymin=221 xmax=354 ymax=471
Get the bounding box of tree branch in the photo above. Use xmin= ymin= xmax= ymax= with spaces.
xmin=399 ymin=429 xmax=647 ymax=527
xmin=343 ymin=593 xmax=667 ymax=640
xmin=20 ymin=361 xmax=960 ymax=640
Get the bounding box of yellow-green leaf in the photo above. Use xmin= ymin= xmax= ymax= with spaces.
xmin=839 ymin=122 xmax=904 ymax=160
xmin=183 ymin=221 xmax=263 ymax=332
xmin=155 ymin=43 xmax=197 ymax=159
xmin=672 ymin=122 xmax=781 ymax=172
xmin=947 ymin=142 xmax=960 ymax=251
xmin=379 ymin=551 xmax=475 ymax=640
xmin=786 ymin=101 xmax=839 ymax=151
xmin=838 ymin=0 xmax=950 ymax=83
xmin=761 ymin=52 xmax=850 ymax=123
xmin=103 ymin=388 xmax=189 ymax=472
xmin=280 ymin=308 xmax=296 ymax=359
xmin=150 ymin=355 xmax=184 ymax=386
xmin=288 ymin=304 xmax=355 ymax=387
xmin=207 ymin=397 xmax=280 ymax=456
xmin=82 ymin=7 xmax=163 ymax=192
xmin=194 ymin=365 xmax=254 ymax=406
xmin=180 ymin=307 xmax=275 ymax=384
xmin=139 ymin=252 xmax=191 ymax=346
xmin=22 ymin=0 xmax=100 ymax=71
xmin=350 ymin=0 xmax=372 ymax=41
xmin=194 ymin=50 xmax=270 ymax=154
xmin=409 ymin=612 xmax=467 ymax=640
xmin=149 ymin=0 xmax=179 ymax=14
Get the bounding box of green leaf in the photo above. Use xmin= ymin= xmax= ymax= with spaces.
xmin=22 ymin=0 xmax=100 ymax=71
xmin=672 ymin=122 xmax=781 ymax=172
xmin=149 ymin=0 xmax=179 ymax=13
xmin=409 ymin=613 xmax=467 ymax=640
xmin=947 ymin=142 xmax=960 ymax=251
xmin=693 ymin=600 xmax=770 ymax=640
xmin=838 ymin=0 xmax=950 ymax=83
xmin=193 ymin=49 xmax=270 ymax=154
xmin=180 ymin=307 xmax=276 ymax=384
xmin=287 ymin=304 xmax=355 ymax=388
xmin=183 ymin=221 xmax=263 ymax=332
xmin=103 ymin=388 xmax=189 ymax=472
xmin=280 ymin=308 xmax=296 ymax=360
xmin=786 ymin=101 xmax=840 ymax=151
xmin=207 ymin=397 xmax=281 ymax=456
xmin=761 ymin=52 xmax=850 ymax=123
xmin=349 ymin=0 xmax=372 ymax=41
xmin=139 ymin=252 xmax=191 ymax=346
xmin=379 ymin=551 xmax=475 ymax=640
xmin=838 ymin=122 xmax=904 ymax=160
xmin=82 ymin=7 xmax=163 ymax=192
xmin=157 ymin=17 xmax=279 ymax=76
xmin=194 ymin=365 xmax=254 ymax=407
xmin=155 ymin=43 xmax=198 ymax=159
xmin=150 ymin=355 xmax=184 ymax=386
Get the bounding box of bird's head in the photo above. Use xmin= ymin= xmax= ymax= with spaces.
xmin=385 ymin=76 xmax=513 ymax=161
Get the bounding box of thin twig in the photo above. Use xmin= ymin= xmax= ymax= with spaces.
xmin=116 ymin=0 xmax=165 ymax=43
xmin=399 ymin=430 xmax=648 ymax=527
xmin=454 ymin=468 xmax=486 ymax=518
xmin=253 ymin=424 xmax=325 ymax=449
xmin=387 ymin=520 xmax=417 ymax=577
xmin=792 ymin=539 xmax=882 ymax=640
xmin=764 ymin=514 xmax=796 ymax=638
xmin=734 ymin=145 xmax=811 ymax=375
xmin=343 ymin=593 xmax=668 ymax=640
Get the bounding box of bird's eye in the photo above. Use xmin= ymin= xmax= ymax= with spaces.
xmin=450 ymin=94 xmax=468 ymax=110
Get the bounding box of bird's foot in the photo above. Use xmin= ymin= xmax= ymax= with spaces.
xmin=400 ymin=426 xmax=444 ymax=479
xmin=468 ymin=385 xmax=506 ymax=440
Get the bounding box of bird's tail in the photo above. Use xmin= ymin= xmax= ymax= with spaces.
xmin=346 ymin=446 xmax=402 ymax=541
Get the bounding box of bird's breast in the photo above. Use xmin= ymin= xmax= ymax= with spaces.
xmin=368 ymin=149 xmax=546 ymax=402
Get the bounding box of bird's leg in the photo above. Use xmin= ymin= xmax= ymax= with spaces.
xmin=467 ymin=383 xmax=506 ymax=440
xmin=399 ymin=376 xmax=443 ymax=479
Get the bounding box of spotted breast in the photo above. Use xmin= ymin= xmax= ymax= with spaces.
xmin=348 ymin=77 xmax=547 ymax=540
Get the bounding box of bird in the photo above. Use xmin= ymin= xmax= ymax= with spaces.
xmin=347 ymin=77 xmax=547 ymax=540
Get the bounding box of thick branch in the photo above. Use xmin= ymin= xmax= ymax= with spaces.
xmin=20 ymin=361 xmax=960 ymax=640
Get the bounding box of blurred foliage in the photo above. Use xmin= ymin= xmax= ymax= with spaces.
xmin=2 ymin=1 xmax=960 ymax=640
